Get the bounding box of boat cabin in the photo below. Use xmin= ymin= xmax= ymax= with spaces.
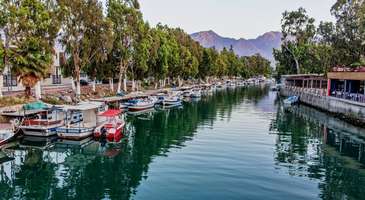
xmin=56 ymin=102 xmax=107 ymax=140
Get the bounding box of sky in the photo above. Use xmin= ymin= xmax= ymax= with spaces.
xmin=139 ymin=0 xmax=337 ymax=39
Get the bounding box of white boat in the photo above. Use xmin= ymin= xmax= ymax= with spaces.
xmin=191 ymin=89 xmax=202 ymax=98
xmin=163 ymin=96 xmax=182 ymax=106
xmin=283 ymin=96 xmax=299 ymax=106
xmin=56 ymin=102 xmax=106 ymax=140
xmin=0 ymin=130 xmax=16 ymax=147
xmin=182 ymin=90 xmax=192 ymax=97
xmin=128 ymin=97 xmax=157 ymax=112
xmin=19 ymin=107 xmax=65 ymax=137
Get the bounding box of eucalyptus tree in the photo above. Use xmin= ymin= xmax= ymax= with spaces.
xmin=107 ymin=0 xmax=141 ymax=93
xmin=59 ymin=0 xmax=112 ymax=98
xmin=279 ymin=7 xmax=316 ymax=74
xmin=130 ymin=22 xmax=152 ymax=91
xmin=2 ymin=0 xmax=60 ymax=98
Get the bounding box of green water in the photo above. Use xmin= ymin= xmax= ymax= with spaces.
xmin=1 ymin=86 xmax=365 ymax=200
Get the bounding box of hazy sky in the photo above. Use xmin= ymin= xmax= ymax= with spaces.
xmin=139 ymin=0 xmax=336 ymax=39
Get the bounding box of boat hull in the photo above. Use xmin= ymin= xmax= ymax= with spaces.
xmin=56 ymin=127 xmax=94 ymax=140
xmin=128 ymin=104 xmax=155 ymax=112
xmin=20 ymin=127 xmax=58 ymax=137
xmin=0 ymin=132 xmax=15 ymax=147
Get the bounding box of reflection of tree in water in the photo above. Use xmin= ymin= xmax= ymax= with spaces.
xmin=0 ymin=86 xmax=270 ymax=200
xmin=13 ymin=149 xmax=58 ymax=199
xmin=271 ymin=104 xmax=365 ymax=200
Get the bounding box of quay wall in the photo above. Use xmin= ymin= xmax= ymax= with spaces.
xmin=280 ymin=87 xmax=365 ymax=125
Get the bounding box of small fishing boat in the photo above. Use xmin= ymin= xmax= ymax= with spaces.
xmin=56 ymin=102 xmax=105 ymax=140
xmin=182 ymin=90 xmax=192 ymax=98
xmin=191 ymin=89 xmax=202 ymax=98
xmin=283 ymin=96 xmax=299 ymax=106
xmin=0 ymin=130 xmax=16 ymax=147
xmin=19 ymin=102 xmax=64 ymax=137
xmin=94 ymin=109 xmax=125 ymax=143
xmin=163 ymin=96 xmax=182 ymax=106
xmin=128 ymin=97 xmax=157 ymax=112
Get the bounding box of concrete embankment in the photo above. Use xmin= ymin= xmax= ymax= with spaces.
xmin=280 ymin=87 xmax=365 ymax=126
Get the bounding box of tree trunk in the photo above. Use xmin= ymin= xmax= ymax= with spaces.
xmin=118 ymin=61 xmax=126 ymax=93
xmin=76 ymin=75 xmax=81 ymax=100
xmin=73 ymin=50 xmax=81 ymax=100
xmin=92 ymin=78 xmax=96 ymax=92
xmin=131 ymin=79 xmax=135 ymax=92
xmin=178 ymin=76 xmax=182 ymax=87
xmin=71 ymin=77 xmax=76 ymax=91
xmin=123 ymin=73 xmax=127 ymax=92
xmin=294 ymin=58 xmax=300 ymax=74
xmin=117 ymin=73 xmax=122 ymax=93
xmin=0 ymin=73 xmax=3 ymax=98
xmin=25 ymin=86 xmax=31 ymax=98
xmin=35 ymin=81 xmax=42 ymax=100
xmin=109 ymin=78 xmax=114 ymax=92
xmin=136 ymin=80 xmax=140 ymax=91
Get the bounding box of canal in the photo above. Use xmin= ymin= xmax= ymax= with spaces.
xmin=0 ymin=86 xmax=365 ymax=200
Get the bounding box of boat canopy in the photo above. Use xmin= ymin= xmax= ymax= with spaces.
xmin=99 ymin=109 xmax=121 ymax=117
xmin=23 ymin=101 xmax=48 ymax=110
xmin=58 ymin=102 xmax=102 ymax=112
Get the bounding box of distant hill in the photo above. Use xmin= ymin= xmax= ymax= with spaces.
xmin=190 ymin=30 xmax=282 ymax=62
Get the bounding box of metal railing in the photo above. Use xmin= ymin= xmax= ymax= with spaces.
xmin=52 ymin=75 xmax=62 ymax=84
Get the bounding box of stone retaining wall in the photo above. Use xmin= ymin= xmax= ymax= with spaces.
xmin=280 ymin=87 xmax=365 ymax=125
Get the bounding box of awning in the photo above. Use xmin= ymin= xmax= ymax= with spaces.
xmin=99 ymin=109 xmax=121 ymax=117
xmin=328 ymin=72 xmax=365 ymax=81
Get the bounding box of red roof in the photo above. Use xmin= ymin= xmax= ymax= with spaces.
xmin=99 ymin=109 xmax=122 ymax=117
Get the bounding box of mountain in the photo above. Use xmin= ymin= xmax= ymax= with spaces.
xmin=190 ymin=30 xmax=282 ymax=62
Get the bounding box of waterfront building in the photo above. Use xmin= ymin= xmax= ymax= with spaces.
xmin=327 ymin=67 xmax=365 ymax=103
xmin=281 ymin=69 xmax=365 ymax=125
xmin=281 ymin=74 xmax=328 ymax=96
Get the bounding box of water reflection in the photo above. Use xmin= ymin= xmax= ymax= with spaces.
xmin=271 ymin=103 xmax=365 ymax=200
xmin=0 ymin=86 xmax=269 ymax=200
xmin=3 ymin=86 xmax=365 ymax=200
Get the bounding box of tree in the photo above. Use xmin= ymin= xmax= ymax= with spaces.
xmin=330 ymin=0 xmax=365 ymax=66
xmin=4 ymin=0 xmax=60 ymax=98
xmin=59 ymin=0 xmax=112 ymax=99
xmin=280 ymin=7 xmax=316 ymax=74
xmin=107 ymin=0 xmax=141 ymax=93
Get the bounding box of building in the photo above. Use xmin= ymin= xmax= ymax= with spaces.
xmin=280 ymin=68 xmax=365 ymax=125
xmin=327 ymin=67 xmax=365 ymax=103
xmin=281 ymin=74 xmax=328 ymax=96
xmin=1 ymin=40 xmax=74 ymax=93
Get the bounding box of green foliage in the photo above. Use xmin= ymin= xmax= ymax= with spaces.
xmin=275 ymin=1 xmax=365 ymax=77
xmin=2 ymin=0 xmax=273 ymax=98
xmin=3 ymin=0 xmax=59 ymax=96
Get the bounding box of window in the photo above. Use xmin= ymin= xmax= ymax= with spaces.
xmin=3 ymin=75 xmax=17 ymax=87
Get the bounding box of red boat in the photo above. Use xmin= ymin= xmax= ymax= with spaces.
xmin=94 ymin=109 xmax=125 ymax=142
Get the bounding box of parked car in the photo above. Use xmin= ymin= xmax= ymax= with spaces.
xmin=80 ymin=79 xmax=89 ymax=86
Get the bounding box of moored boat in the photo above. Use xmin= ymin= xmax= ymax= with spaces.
xmin=283 ymin=96 xmax=299 ymax=106
xmin=19 ymin=102 xmax=64 ymax=137
xmin=191 ymin=89 xmax=202 ymax=98
xmin=128 ymin=97 xmax=157 ymax=112
xmin=56 ymin=102 xmax=105 ymax=140
xmin=94 ymin=109 xmax=125 ymax=143
xmin=163 ymin=96 xmax=182 ymax=106
xmin=0 ymin=130 xmax=16 ymax=147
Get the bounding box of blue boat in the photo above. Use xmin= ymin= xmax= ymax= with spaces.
xmin=283 ymin=96 xmax=299 ymax=106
